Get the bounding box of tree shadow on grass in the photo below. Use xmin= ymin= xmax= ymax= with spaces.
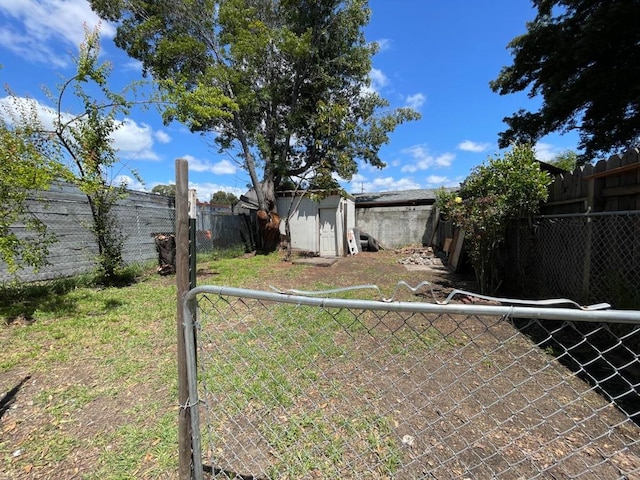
xmin=0 ymin=375 xmax=31 ymax=420
xmin=1 ymin=266 xmax=143 ymax=324
xmin=1 ymin=277 xmax=86 ymax=324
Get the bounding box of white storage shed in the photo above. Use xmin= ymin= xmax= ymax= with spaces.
xmin=277 ymin=191 xmax=355 ymax=257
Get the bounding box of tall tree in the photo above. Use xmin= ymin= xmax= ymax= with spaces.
xmin=89 ymin=0 xmax=419 ymax=250
xmin=152 ymin=184 xmax=177 ymax=197
xmin=5 ymin=27 xmax=146 ymax=283
xmin=211 ymin=191 xmax=238 ymax=206
xmin=490 ymin=0 xmax=640 ymax=163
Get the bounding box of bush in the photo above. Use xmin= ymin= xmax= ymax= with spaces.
xmin=444 ymin=144 xmax=550 ymax=294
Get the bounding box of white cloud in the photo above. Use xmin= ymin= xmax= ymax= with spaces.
xmin=1 ymin=96 xmax=163 ymax=161
xmin=424 ymin=175 xmax=461 ymax=188
xmin=145 ymin=179 xmax=244 ymax=200
xmin=346 ymin=176 xmax=421 ymax=194
xmin=114 ymin=174 xmax=146 ymax=192
xmin=534 ymin=142 xmax=561 ymax=162
xmin=211 ymin=159 xmax=237 ymax=175
xmin=0 ymin=0 xmax=116 ymax=67
xmin=373 ymin=38 xmax=391 ymax=52
xmin=400 ymin=144 xmax=455 ymax=172
xmin=435 ymin=154 xmax=455 ymax=167
xmin=112 ymin=119 xmax=159 ymax=161
xmin=122 ymin=59 xmax=143 ymax=72
xmin=424 ymin=175 xmax=449 ymax=186
xmin=154 ymin=130 xmax=172 ymax=144
xmin=183 ymin=155 xmax=237 ymax=175
xmin=351 ymin=173 xmax=366 ymax=183
xmin=368 ymin=68 xmax=389 ymax=93
xmin=0 ymin=95 xmax=58 ymax=127
xmin=405 ymin=93 xmax=426 ymax=110
xmin=457 ymin=140 xmax=491 ymax=153
xmin=189 ymin=182 xmax=244 ymax=201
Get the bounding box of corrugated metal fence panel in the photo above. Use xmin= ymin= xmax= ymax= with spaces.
xmin=0 ymin=182 xmax=175 ymax=283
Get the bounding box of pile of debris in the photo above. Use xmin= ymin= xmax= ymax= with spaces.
xmin=395 ymin=246 xmax=435 ymax=266
xmin=154 ymin=234 xmax=176 ymax=275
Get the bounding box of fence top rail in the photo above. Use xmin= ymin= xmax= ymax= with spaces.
xmin=183 ymin=284 xmax=640 ymax=324
xmin=535 ymin=209 xmax=640 ymax=219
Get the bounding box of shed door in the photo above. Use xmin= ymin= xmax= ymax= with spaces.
xmin=319 ymin=208 xmax=337 ymax=257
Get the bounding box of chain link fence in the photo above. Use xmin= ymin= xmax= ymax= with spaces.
xmin=0 ymin=184 xmax=176 ymax=283
xmin=113 ymin=202 xmax=176 ymax=266
xmin=193 ymin=208 xmax=256 ymax=253
xmin=182 ymin=286 xmax=640 ymax=479
xmin=506 ymin=212 xmax=640 ymax=309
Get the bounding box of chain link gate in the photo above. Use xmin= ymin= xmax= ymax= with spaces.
xmin=182 ymin=285 xmax=640 ymax=479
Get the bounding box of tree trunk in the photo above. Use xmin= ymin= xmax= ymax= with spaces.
xmin=233 ymin=114 xmax=281 ymax=252
xmin=257 ymin=167 xmax=281 ymax=252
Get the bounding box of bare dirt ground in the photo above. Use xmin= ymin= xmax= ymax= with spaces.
xmin=196 ymin=249 xmax=640 ymax=479
xmin=252 ymin=249 xmax=477 ymax=302
xmin=2 ymin=249 xmax=639 ymax=479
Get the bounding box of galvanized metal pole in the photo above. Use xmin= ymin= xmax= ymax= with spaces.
xmin=188 ymin=189 xmax=197 ymax=289
xmin=175 ymin=159 xmax=192 ymax=479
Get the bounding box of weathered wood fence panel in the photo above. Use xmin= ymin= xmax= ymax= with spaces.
xmin=542 ymin=148 xmax=640 ymax=214
xmin=505 ymin=148 xmax=640 ymax=306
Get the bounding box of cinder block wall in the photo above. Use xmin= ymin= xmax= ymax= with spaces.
xmin=355 ymin=205 xmax=436 ymax=249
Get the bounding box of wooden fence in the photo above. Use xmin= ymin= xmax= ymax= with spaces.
xmin=503 ymin=148 xmax=640 ymax=306
xmin=542 ymin=147 xmax=640 ymax=215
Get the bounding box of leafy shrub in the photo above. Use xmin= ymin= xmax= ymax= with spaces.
xmin=442 ymin=144 xmax=551 ymax=294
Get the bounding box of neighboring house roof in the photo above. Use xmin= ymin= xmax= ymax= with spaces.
xmin=354 ymin=188 xmax=457 ymax=207
xmin=352 ymin=162 xmax=563 ymax=209
xmin=537 ymin=160 xmax=567 ymax=175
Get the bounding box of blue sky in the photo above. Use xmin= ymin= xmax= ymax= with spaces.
xmin=0 ymin=0 xmax=579 ymax=201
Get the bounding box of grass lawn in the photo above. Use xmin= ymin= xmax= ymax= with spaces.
xmin=3 ymin=250 xmax=638 ymax=479
xmin=0 ymin=251 xmax=286 ymax=479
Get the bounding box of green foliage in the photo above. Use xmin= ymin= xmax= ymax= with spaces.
xmin=549 ymin=149 xmax=578 ymax=172
xmin=56 ymin=28 xmax=142 ymax=283
xmin=6 ymin=26 xmax=147 ymax=284
xmin=89 ymin=0 xmax=420 ymax=215
xmin=151 ymin=184 xmax=176 ymax=197
xmin=460 ymin=144 xmax=550 ymax=220
xmin=434 ymin=187 xmax=460 ymax=220
xmin=210 ymin=190 xmax=238 ymax=205
xmin=0 ymin=119 xmax=59 ymax=274
xmin=444 ymin=144 xmax=551 ymax=294
xmin=490 ymin=0 xmax=640 ymax=162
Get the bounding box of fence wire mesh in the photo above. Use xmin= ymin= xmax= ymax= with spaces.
xmin=113 ymin=203 xmax=176 ymax=266
xmin=0 ymin=195 xmax=176 ymax=282
xmin=183 ymin=286 xmax=640 ymax=479
xmin=508 ymin=212 xmax=640 ymax=308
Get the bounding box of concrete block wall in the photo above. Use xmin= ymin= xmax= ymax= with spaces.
xmin=355 ymin=204 xmax=436 ymax=249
